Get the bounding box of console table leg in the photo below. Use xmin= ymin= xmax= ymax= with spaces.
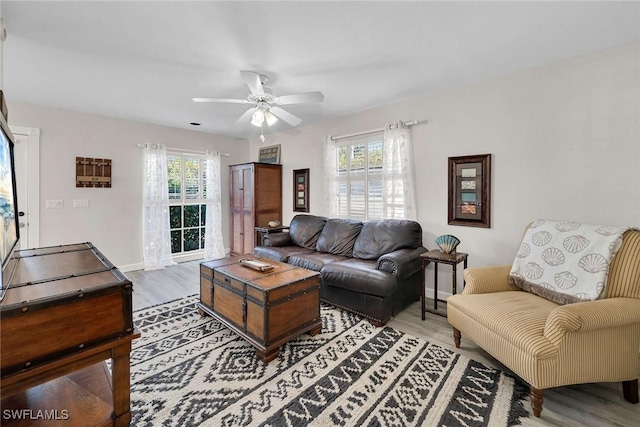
xmin=433 ymin=264 xmax=439 ymax=310
xmin=463 ymin=258 xmax=468 ymax=289
xmin=421 ymin=260 xmax=426 ymax=320
xmin=452 ymin=265 xmax=457 ymax=295
xmin=112 ymin=341 xmax=133 ymax=427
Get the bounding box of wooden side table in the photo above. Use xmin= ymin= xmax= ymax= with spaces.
xmin=255 ymin=224 xmax=289 ymax=247
xmin=421 ymin=250 xmax=468 ymax=319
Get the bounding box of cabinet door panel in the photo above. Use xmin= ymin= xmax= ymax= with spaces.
xmin=242 ymin=167 xmax=253 ymax=210
xmin=243 ymin=213 xmax=254 ymax=253
xmin=231 ymin=211 xmax=244 ymax=254
xmin=255 ymin=167 xmax=282 ymax=212
xmin=231 ymin=168 xmax=244 ymax=210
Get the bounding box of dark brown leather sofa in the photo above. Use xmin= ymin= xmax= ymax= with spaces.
xmin=253 ymin=214 xmax=428 ymax=326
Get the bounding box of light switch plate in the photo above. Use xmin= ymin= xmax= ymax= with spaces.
xmin=73 ymin=199 xmax=89 ymax=208
xmin=45 ymin=199 xmax=63 ymax=209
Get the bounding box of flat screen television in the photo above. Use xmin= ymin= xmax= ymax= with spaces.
xmin=0 ymin=111 xmax=19 ymax=299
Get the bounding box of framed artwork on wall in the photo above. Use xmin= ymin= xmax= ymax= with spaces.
xmin=448 ymin=154 xmax=491 ymax=228
xmin=76 ymin=157 xmax=112 ymax=188
xmin=258 ymin=144 xmax=281 ymax=164
xmin=293 ymin=168 xmax=309 ymax=213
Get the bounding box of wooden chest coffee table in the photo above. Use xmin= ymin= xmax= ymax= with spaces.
xmin=199 ymin=256 xmax=321 ymax=362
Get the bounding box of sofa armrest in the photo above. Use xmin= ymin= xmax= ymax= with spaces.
xmin=262 ymin=232 xmax=292 ymax=247
xmin=462 ymin=265 xmax=517 ymax=295
xmin=544 ymin=298 xmax=640 ymax=345
xmin=376 ymin=247 xmax=427 ymax=279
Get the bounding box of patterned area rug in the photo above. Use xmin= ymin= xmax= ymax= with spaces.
xmin=131 ymin=296 xmax=529 ymax=426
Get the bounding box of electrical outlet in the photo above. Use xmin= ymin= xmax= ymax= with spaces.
xmin=45 ymin=199 xmax=63 ymax=209
xmin=73 ymin=199 xmax=89 ymax=208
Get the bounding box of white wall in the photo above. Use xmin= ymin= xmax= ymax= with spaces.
xmin=8 ymin=102 xmax=249 ymax=270
xmin=252 ymin=42 xmax=640 ymax=297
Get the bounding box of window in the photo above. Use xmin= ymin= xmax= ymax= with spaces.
xmin=167 ymin=153 xmax=207 ymax=254
xmin=335 ymin=133 xmax=384 ymax=220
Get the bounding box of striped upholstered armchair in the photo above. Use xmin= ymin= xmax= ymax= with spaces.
xmin=447 ymin=229 xmax=640 ymax=418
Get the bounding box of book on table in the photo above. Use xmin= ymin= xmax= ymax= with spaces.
xmin=240 ymin=258 xmax=275 ymax=272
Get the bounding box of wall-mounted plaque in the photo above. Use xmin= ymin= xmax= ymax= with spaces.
xmin=258 ymin=144 xmax=281 ymax=164
xmin=76 ymin=157 xmax=112 ymax=188
xmin=448 ymin=154 xmax=491 ymax=228
xmin=293 ymin=168 xmax=309 ymax=213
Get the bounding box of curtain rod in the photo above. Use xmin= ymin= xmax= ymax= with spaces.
xmin=330 ymin=119 xmax=427 ymax=141
xmin=137 ymin=143 xmax=230 ymax=157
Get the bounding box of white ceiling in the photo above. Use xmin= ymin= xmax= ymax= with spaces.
xmin=2 ymin=1 xmax=639 ymax=139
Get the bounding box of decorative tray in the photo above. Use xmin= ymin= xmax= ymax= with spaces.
xmin=240 ymin=259 xmax=275 ymax=272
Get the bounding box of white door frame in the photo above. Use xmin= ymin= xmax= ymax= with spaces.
xmin=10 ymin=125 xmax=40 ymax=249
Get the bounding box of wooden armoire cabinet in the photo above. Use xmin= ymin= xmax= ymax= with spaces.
xmin=229 ymin=162 xmax=282 ymax=255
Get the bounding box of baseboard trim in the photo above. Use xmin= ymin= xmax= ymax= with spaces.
xmin=118 ymin=248 xmax=231 ymax=273
xmin=118 ymin=262 xmax=145 ymax=273
xmin=425 ymin=287 xmax=453 ymax=301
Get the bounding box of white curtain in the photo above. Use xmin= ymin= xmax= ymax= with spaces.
xmin=204 ymin=150 xmax=225 ymax=260
xmin=142 ymin=144 xmax=176 ymax=270
xmin=322 ymin=135 xmax=338 ymax=217
xmin=382 ymin=122 xmax=417 ymax=220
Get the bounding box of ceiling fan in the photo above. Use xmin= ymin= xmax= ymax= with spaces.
xmin=193 ymin=71 xmax=324 ymax=130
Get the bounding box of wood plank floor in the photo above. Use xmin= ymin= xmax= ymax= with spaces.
xmin=127 ymin=261 xmax=640 ymax=427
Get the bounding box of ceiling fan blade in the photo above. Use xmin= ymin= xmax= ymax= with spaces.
xmin=235 ymin=107 xmax=257 ymax=126
xmin=275 ymin=91 xmax=324 ymax=105
xmin=240 ymin=70 xmax=264 ymax=95
xmin=270 ymin=107 xmax=302 ymax=126
xmin=192 ymin=97 xmax=249 ymax=104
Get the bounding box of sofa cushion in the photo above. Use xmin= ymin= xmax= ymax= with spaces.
xmin=353 ymin=220 xmax=423 ymax=260
xmin=287 ymin=252 xmax=348 ymax=272
xmin=253 ymin=246 xmax=314 ymax=263
xmin=289 ymin=215 xmax=328 ymax=249
xmin=321 ymin=258 xmax=396 ymax=298
xmin=316 ymin=219 xmax=363 ymax=256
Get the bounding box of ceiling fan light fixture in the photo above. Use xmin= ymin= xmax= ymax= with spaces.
xmin=194 ymin=71 xmax=323 ymax=129
xmin=250 ymin=108 xmax=265 ymax=127
xmin=264 ymin=110 xmax=278 ymax=126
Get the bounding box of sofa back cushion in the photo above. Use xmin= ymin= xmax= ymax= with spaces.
xmin=289 ymin=215 xmax=328 ymax=249
xmin=353 ymin=219 xmax=423 ymax=260
xmin=316 ymin=219 xmax=363 ymax=256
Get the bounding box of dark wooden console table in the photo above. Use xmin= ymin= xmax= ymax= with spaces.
xmin=254 ymin=224 xmax=289 ymax=247
xmin=0 ymin=243 xmax=139 ymax=426
xmin=421 ymin=250 xmax=468 ymax=319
